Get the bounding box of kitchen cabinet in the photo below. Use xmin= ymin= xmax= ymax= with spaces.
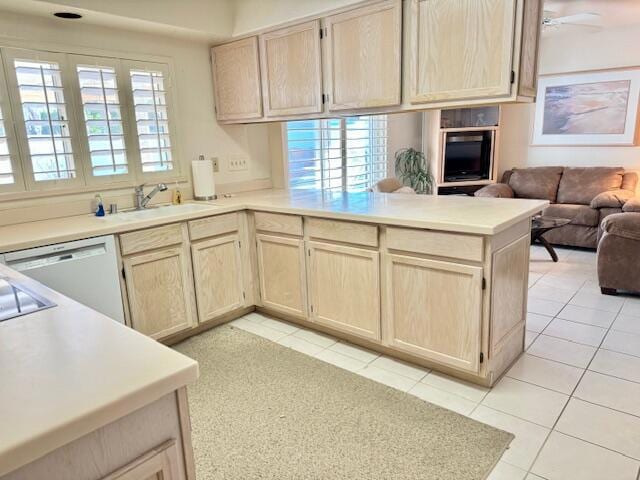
xmin=120 ymin=224 xmax=196 ymax=340
xmin=325 ymin=0 xmax=401 ymax=110
xmin=191 ymin=234 xmax=245 ymax=322
xmin=307 ymin=241 xmax=380 ymax=341
xmin=101 ymin=440 xmax=181 ymax=480
xmin=256 ymin=233 xmax=307 ymax=317
xmin=384 ymin=253 xmax=483 ymax=373
xmin=211 ymin=36 xmax=262 ymax=121
xmin=408 ymin=0 xmax=535 ymax=105
xmin=259 ymin=20 xmax=323 ymax=117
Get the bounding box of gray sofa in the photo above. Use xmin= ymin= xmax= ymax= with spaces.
xmin=475 ymin=166 xmax=639 ymax=249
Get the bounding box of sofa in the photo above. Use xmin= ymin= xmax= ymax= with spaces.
xmin=598 ymin=203 xmax=640 ymax=294
xmin=475 ymin=166 xmax=639 ymax=249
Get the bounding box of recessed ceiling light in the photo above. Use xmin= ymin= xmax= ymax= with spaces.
xmin=53 ymin=12 xmax=82 ymax=19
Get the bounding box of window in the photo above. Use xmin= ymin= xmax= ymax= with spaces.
xmin=0 ymin=47 xmax=179 ymax=195
xmin=130 ymin=68 xmax=173 ymax=173
xmin=286 ymin=115 xmax=388 ymax=192
xmin=14 ymin=58 xmax=76 ymax=182
xmin=77 ymin=64 xmax=128 ymax=177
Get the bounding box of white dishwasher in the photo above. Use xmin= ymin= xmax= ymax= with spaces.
xmin=0 ymin=235 xmax=125 ymax=323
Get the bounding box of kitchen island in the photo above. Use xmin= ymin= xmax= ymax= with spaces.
xmin=0 ymin=264 xmax=199 ymax=479
xmin=0 ymin=190 xmax=547 ymax=388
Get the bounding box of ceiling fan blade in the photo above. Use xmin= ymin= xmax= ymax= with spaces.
xmin=552 ymin=12 xmax=601 ymax=25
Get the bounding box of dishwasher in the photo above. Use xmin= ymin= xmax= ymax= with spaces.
xmin=0 ymin=235 xmax=125 ymax=323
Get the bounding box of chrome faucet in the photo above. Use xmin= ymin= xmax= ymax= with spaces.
xmin=134 ymin=183 xmax=168 ymax=210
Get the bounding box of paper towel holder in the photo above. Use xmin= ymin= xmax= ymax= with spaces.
xmin=195 ymin=194 xmax=217 ymax=200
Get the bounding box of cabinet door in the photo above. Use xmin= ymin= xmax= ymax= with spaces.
xmin=259 ymin=20 xmax=323 ymax=116
xmin=101 ymin=440 xmax=180 ymax=480
xmin=325 ymin=0 xmax=401 ymax=110
xmin=385 ymin=254 xmax=483 ymax=372
xmin=191 ymin=234 xmax=244 ymax=322
xmin=307 ymin=241 xmax=380 ymax=341
xmin=409 ymin=0 xmax=517 ymax=104
xmin=123 ymin=245 xmax=196 ymax=340
xmin=256 ymin=234 xmax=307 ymax=317
xmin=211 ymin=37 xmax=262 ymax=121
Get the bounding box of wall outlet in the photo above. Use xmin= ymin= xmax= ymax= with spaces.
xmin=228 ymin=154 xmax=248 ymax=171
xmin=211 ymin=157 xmax=219 ymax=172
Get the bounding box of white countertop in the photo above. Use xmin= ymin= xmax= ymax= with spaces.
xmin=0 ymin=264 xmax=199 ymax=476
xmin=0 ymin=190 xmax=548 ymax=253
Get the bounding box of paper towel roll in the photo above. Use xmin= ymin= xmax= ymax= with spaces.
xmin=192 ymin=159 xmax=216 ymax=200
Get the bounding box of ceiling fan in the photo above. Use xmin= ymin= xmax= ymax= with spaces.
xmin=542 ymin=11 xmax=602 ymax=30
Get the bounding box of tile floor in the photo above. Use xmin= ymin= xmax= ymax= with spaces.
xmin=227 ymin=245 xmax=640 ymax=480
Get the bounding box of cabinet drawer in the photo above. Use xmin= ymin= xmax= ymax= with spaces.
xmin=254 ymin=211 xmax=302 ymax=236
xmin=306 ymin=217 xmax=378 ymax=247
xmin=387 ymin=227 xmax=483 ymax=262
xmin=188 ymin=213 xmax=239 ymax=241
xmin=120 ymin=223 xmax=185 ymax=256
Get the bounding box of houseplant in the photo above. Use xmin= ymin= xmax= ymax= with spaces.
xmin=394 ymin=148 xmax=433 ymax=194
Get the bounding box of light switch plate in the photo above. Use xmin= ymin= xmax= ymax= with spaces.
xmin=228 ymin=154 xmax=248 ymax=171
xmin=211 ymin=157 xmax=219 ymax=172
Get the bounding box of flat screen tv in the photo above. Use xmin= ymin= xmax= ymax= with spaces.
xmin=443 ymin=131 xmax=493 ymax=182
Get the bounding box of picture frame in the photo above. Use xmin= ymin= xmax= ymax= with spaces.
xmin=532 ymin=68 xmax=640 ymax=146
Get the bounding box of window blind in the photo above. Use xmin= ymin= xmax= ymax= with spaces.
xmin=0 ymin=105 xmax=12 ymax=185
xmin=14 ymin=59 xmax=76 ymax=182
xmin=286 ymin=115 xmax=388 ymax=192
xmin=130 ymin=69 xmax=173 ymax=173
xmin=77 ymin=64 xmax=128 ymax=176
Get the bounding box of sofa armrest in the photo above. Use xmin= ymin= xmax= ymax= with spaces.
xmin=590 ymin=189 xmax=635 ymax=208
xmin=602 ymin=212 xmax=640 ymax=241
xmin=474 ymin=183 xmax=514 ymax=198
xmin=623 ymin=197 xmax=640 ymax=213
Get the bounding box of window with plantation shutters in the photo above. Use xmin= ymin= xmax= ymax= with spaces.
xmin=13 ymin=58 xmax=77 ymax=182
xmin=0 ymin=105 xmax=12 ymax=185
xmin=76 ymin=63 xmax=128 ymax=177
xmin=130 ymin=68 xmax=173 ymax=173
xmin=286 ymin=115 xmax=388 ymax=192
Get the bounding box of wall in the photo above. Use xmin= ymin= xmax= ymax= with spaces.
xmin=499 ymin=24 xmax=640 ymax=180
xmin=232 ymin=0 xmax=364 ymax=36
xmin=0 ymin=10 xmax=273 ymax=225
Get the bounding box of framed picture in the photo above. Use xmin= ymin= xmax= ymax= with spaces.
xmin=532 ymin=68 xmax=640 ymax=146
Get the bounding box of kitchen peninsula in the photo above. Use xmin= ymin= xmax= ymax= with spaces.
xmin=0 ymin=191 xmax=547 ymax=400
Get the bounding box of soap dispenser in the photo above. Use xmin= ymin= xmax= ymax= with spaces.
xmin=95 ymin=194 xmax=105 ymax=217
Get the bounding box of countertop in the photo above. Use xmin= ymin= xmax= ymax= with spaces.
xmin=0 ymin=190 xmax=548 ymax=253
xmin=0 ymin=264 xmax=199 ymax=476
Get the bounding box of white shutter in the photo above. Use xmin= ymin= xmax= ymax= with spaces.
xmin=2 ymin=48 xmax=84 ymax=190
xmin=286 ymin=115 xmax=387 ymax=193
xmin=0 ymin=50 xmax=23 ymax=193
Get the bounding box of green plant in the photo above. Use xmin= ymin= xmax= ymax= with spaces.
xmin=394 ymin=148 xmax=433 ymax=194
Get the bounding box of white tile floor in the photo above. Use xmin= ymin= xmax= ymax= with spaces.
xmin=227 ymin=245 xmax=640 ymax=480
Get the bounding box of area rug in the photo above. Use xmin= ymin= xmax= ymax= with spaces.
xmin=174 ymin=325 xmax=512 ymax=480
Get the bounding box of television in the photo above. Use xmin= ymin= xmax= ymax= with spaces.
xmin=443 ymin=130 xmax=493 ymax=182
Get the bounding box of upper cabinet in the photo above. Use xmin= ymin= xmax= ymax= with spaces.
xmin=211 ymin=37 xmax=262 ymax=121
xmin=325 ymin=0 xmax=402 ymax=111
xmin=210 ymin=0 xmax=541 ymax=123
xmin=408 ymin=0 xmax=540 ymax=105
xmin=259 ymin=20 xmax=323 ymax=117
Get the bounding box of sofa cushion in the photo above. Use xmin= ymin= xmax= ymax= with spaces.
xmin=544 ymin=203 xmax=599 ymax=227
xmin=622 ymin=171 xmax=639 ymax=192
xmin=590 ymin=189 xmax=635 ymax=209
xmin=557 ymin=167 xmax=624 ymax=205
xmin=623 ymin=197 xmax=640 ymax=213
xmin=602 ymin=213 xmax=640 ymax=242
xmin=507 ymin=167 xmax=564 ymax=202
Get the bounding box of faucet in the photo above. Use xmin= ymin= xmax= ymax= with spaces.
xmin=134 ymin=183 xmax=168 ymax=210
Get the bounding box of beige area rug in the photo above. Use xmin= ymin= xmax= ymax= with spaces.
xmin=174 ymin=325 xmax=513 ymax=480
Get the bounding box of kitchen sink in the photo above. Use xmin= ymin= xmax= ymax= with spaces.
xmin=0 ymin=276 xmax=56 ymax=322
xmin=106 ymin=203 xmax=218 ymax=222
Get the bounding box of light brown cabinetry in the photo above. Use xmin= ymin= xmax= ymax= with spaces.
xmin=191 ymin=234 xmax=244 ymax=322
xmin=259 ymin=20 xmax=323 ymax=116
xmin=384 ymin=254 xmax=483 ymax=372
xmin=211 ymin=37 xmax=262 ymax=121
xmin=102 ymin=440 xmax=180 ymax=480
xmin=408 ymin=0 xmax=518 ymax=104
xmin=307 ymin=241 xmax=380 ymax=341
xmin=121 ymin=224 xmax=196 ymax=340
xmin=325 ymin=0 xmax=401 ymax=110
xmin=256 ymin=233 xmax=307 ymax=317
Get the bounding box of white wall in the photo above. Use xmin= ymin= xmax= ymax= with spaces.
xmin=232 ymin=0 xmax=364 ymax=36
xmin=499 ymin=25 xmax=640 ymax=180
xmin=0 ymin=10 xmax=273 ymax=223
